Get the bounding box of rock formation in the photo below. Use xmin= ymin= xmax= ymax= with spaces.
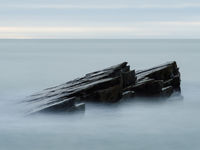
xmin=24 ymin=61 xmax=181 ymax=115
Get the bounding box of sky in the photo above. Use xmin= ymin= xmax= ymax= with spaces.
xmin=1 ymin=0 xmax=200 ymax=39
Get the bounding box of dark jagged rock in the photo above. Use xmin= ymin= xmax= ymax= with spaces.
xmin=23 ymin=61 xmax=181 ymax=115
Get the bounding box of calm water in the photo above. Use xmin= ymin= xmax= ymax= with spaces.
xmin=0 ymin=39 xmax=200 ymax=150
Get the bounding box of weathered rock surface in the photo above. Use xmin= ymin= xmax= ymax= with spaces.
xmin=24 ymin=61 xmax=181 ymax=115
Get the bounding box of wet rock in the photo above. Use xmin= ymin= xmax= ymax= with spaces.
xmin=23 ymin=61 xmax=181 ymax=115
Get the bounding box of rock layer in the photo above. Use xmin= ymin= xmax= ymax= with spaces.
xmin=24 ymin=61 xmax=181 ymax=115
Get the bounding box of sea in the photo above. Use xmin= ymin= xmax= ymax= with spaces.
xmin=0 ymin=39 xmax=200 ymax=150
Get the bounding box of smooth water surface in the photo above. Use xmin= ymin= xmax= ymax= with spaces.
xmin=0 ymin=39 xmax=200 ymax=150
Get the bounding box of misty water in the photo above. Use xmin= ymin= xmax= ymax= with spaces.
xmin=0 ymin=39 xmax=200 ymax=150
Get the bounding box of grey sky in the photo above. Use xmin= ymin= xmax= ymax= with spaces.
xmin=1 ymin=0 xmax=200 ymax=38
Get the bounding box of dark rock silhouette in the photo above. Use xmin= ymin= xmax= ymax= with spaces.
xmin=24 ymin=61 xmax=181 ymax=115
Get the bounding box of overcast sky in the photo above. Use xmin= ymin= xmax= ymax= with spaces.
xmin=1 ymin=0 xmax=200 ymax=39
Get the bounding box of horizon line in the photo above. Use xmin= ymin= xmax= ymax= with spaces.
xmin=0 ymin=38 xmax=200 ymax=40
